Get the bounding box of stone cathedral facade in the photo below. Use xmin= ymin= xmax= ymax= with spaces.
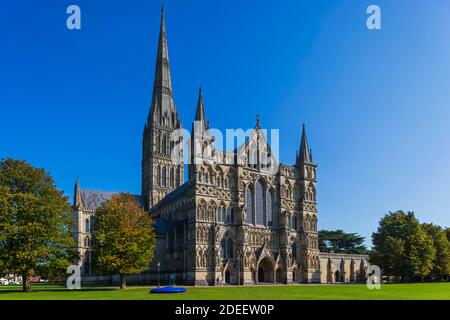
xmin=72 ymin=7 xmax=368 ymax=285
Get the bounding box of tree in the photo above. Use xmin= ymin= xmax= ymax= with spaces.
xmin=421 ymin=223 xmax=450 ymax=280
xmin=92 ymin=193 xmax=156 ymax=289
xmin=371 ymin=211 xmax=435 ymax=282
xmin=446 ymin=227 xmax=450 ymax=242
xmin=0 ymin=158 xmax=76 ymax=292
xmin=318 ymin=229 xmax=368 ymax=254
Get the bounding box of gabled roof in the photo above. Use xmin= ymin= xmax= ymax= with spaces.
xmin=79 ymin=190 xmax=116 ymax=210
xmin=232 ymin=120 xmax=279 ymax=172
xmin=79 ymin=190 xmax=144 ymax=210
xmin=73 ymin=179 xmax=144 ymax=210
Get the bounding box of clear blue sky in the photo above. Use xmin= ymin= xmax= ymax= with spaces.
xmin=2 ymin=0 xmax=450 ymax=246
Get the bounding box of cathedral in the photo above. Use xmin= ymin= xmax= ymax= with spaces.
xmin=72 ymin=6 xmax=368 ymax=286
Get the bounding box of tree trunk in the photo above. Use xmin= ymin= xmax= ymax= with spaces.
xmin=22 ymin=273 xmax=31 ymax=292
xmin=119 ymin=274 xmax=126 ymax=289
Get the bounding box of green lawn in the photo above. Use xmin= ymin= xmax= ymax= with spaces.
xmin=0 ymin=283 xmax=449 ymax=300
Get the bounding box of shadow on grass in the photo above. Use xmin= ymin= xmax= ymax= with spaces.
xmin=0 ymin=286 xmax=119 ymax=294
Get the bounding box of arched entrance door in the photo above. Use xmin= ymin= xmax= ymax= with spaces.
xmin=225 ymin=271 xmax=231 ymax=284
xmin=258 ymin=268 xmax=264 ymax=283
xmin=257 ymin=257 xmax=274 ymax=283
xmin=276 ymin=268 xmax=283 ymax=283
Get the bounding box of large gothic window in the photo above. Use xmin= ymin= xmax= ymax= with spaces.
xmin=217 ymin=205 xmax=227 ymax=223
xmin=220 ymin=237 xmax=234 ymax=259
xmin=245 ymin=186 xmax=254 ymax=224
xmin=156 ymin=136 xmax=161 ymax=153
xmin=226 ymin=208 xmax=232 ymax=223
xmin=266 ymin=190 xmax=273 ymax=228
xmin=157 ymin=167 xmax=161 ymax=186
xmin=85 ymin=219 xmax=89 ymax=233
xmin=165 ymin=136 xmax=170 ymax=155
xmin=170 ymin=168 xmax=174 ymax=187
xmin=255 ymin=180 xmax=264 ymax=225
xmin=162 ymin=167 xmax=167 ymax=187
xmin=292 ymin=242 xmax=297 ymax=261
xmin=161 ymin=136 xmax=166 ymax=155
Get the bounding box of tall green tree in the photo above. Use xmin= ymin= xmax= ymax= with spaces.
xmin=0 ymin=158 xmax=76 ymax=292
xmin=318 ymin=229 xmax=368 ymax=254
xmin=371 ymin=211 xmax=435 ymax=281
xmin=446 ymin=227 xmax=450 ymax=242
xmin=92 ymin=193 xmax=156 ymax=289
xmin=421 ymin=223 xmax=450 ymax=280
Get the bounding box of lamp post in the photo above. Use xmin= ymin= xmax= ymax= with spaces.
xmin=157 ymin=261 xmax=161 ymax=288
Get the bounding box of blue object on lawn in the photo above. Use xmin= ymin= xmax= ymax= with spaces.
xmin=150 ymin=286 xmax=186 ymax=294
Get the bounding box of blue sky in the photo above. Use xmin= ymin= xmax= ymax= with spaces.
xmin=1 ymin=0 xmax=450 ymax=246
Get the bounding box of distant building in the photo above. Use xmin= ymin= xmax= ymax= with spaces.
xmin=72 ymin=6 xmax=368 ymax=285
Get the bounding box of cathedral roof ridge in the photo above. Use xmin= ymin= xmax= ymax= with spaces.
xmin=79 ymin=188 xmax=117 ymax=194
xmin=78 ymin=189 xmax=144 ymax=210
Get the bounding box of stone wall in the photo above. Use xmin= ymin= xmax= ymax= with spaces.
xmin=319 ymin=252 xmax=369 ymax=283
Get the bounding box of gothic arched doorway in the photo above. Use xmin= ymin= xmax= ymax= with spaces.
xmin=257 ymin=257 xmax=274 ymax=283
xmin=225 ymin=271 xmax=231 ymax=284
xmin=258 ymin=268 xmax=264 ymax=283
xmin=276 ymin=268 xmax=283 ymax=283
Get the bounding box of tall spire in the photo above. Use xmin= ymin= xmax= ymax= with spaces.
xmin=194 ymin=86 xmax=208 ymax=130
xmin=142 ymin=4 xmax=184 ymax=210
xmin=297 ymin=124 xmax=312 ymax=164
xmin=147 ymin=3 xmax=177 ymax=127
xmin=73 ymin=177 xmax=82 ymax=209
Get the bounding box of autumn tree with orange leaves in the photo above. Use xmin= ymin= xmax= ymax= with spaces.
xmin=92 ymin=193 xmax=156 ymax=289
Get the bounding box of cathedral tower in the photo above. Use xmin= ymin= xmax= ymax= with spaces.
xmin=295 ymin=124 xmax=320 ymax=282
xmin=142 ymin=5 xmax=184 ymax=210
